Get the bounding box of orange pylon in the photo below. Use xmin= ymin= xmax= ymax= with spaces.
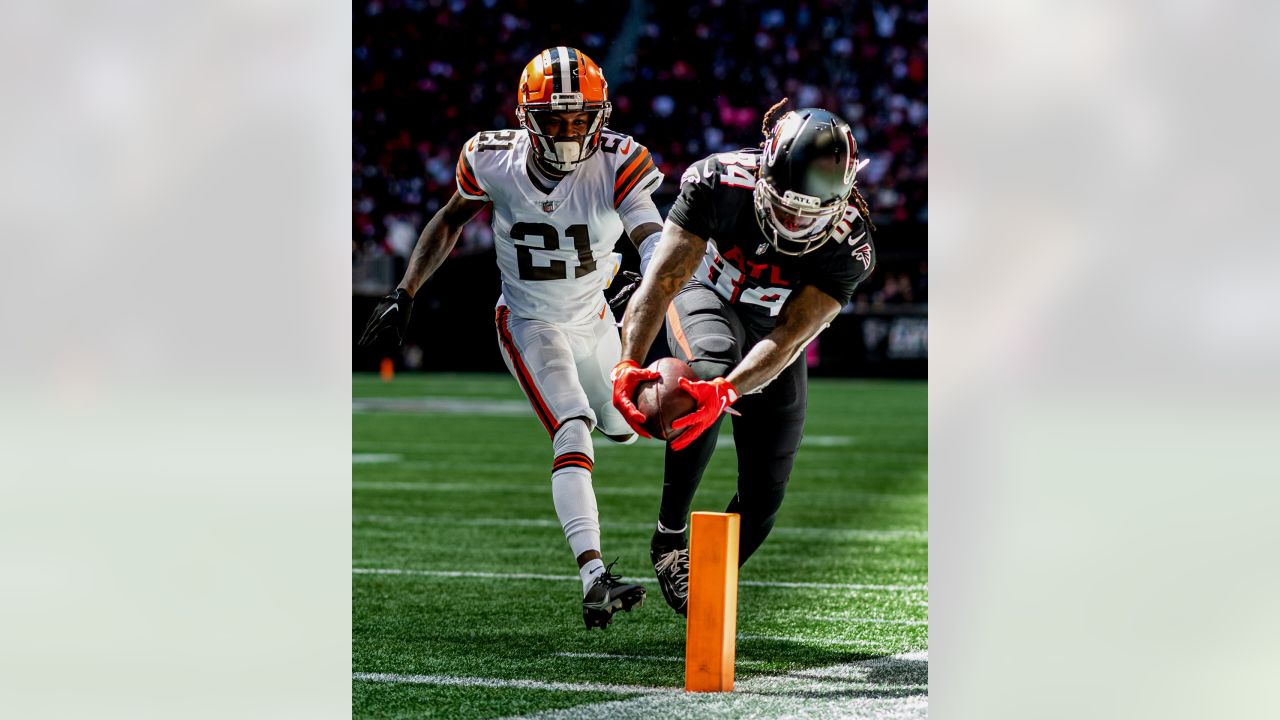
xmin=685 ymin=511 xmax=740 ymax=692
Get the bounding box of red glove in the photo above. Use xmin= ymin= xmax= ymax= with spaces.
xmin=610 ymin=360 xmax=661 ymax=437
xmin=669 ymin=377 xmax=740 ymax=451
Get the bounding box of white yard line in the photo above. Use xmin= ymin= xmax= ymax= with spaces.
xmin=357 ymin=515 xmax=564 ymax=529
xmin=805 ymin=616 xmax=929 ymax=626
xmin=352 ymin=481 xmax=655 ymax=497
xmin=353 ymin=514 xmax=927 ymax=542
xmin=352 ymin=453 xmax=402 ymax=464
xmin=496 ymin=650 xmax=929 ymax=720
xmin=555 ymin=651 xmax=685 ymax=663
xmin=737 ymin=634 xmax=882 ymax=647
xmin=740 ymin=579 xmax=926 ymax=591
xmin=352 ymin=671 xmax=673 ymax=695
xmin=354 ymin=568 xmax=578 ymax=583
xmin=554 ymin=652 xmax=768 ymax=668
xmin=352 ymin=567 xmax=926 ymax=592
xmin=352 ymin=398 xmax=531 ymax=415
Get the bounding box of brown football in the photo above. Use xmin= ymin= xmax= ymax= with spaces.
xmin=633 ymin=357 xmax=700 ymax=440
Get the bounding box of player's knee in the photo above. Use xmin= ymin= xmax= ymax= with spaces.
xmin=735 ymin=495 xmax=784 ymax=530
xmin=689 ymin=357 xmax=735 ymax=382
xmin=684 ymin=332 xmax=739 ymax=381
xmin=740 ymin=466 xmax=794 ymax=497
xmin=553 ymin=417 xmax=595 ymax=466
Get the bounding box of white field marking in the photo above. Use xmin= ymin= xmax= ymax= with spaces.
xmin=353 ymin=479 xmax=927 ymax=507
xmin=356 ymin=460 xmax=551 ymax=472
xmin=802 ymin=436 xmax=856 ymax=447
xmin=357 ymin=515 xmax=563 ymax=529
xmin=768 ymin=525 xmax=927 ymax=541
xmin=352 ymin=453 xmax=402 ymax=464
xmin=354 ymin=568 xmax=577 ymax=583
xmin=357 ymin=438 xmax=925 ymax=460
xmin=740 ymin=579 xmax=926 ymax=591
xmin=498 ymin=650 xmax=929 ymax=720
xmin=366 ymin=461 xmax=558 ymax=473
xmin=554 ymin=652 xmax=770 ymax=668
xmin=355 ymin=476 xmax=926 ymax=504
xmin=737 ymin=634 xmax=881 ymax=647
xmin=716 ymin=434 xmax=853 ymax=448
xmin=353 ymin=514 xmax=927 ymax=542
xmin=804 ymin=616 xmax=929 ymax=626
xmin=352 ymin=481 xmax=654 ymax=497
xmin=352 ymin=672 xmax=673 ymax=696
xmin=352 ymin=567 xmax=926 ymax=592
xmin=352 ymin=397 xmax=531 ymax=415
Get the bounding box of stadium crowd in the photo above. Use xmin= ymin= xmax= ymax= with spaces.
xmin=354 ymin=0 xmax=926 ymax=305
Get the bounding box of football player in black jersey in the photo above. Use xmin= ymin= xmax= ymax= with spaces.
xmin=609 ymin=102 xmax=877 ymax=615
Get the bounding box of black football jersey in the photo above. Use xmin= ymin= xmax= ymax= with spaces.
xmin=666 ymin=149 xmax=875 ymax=321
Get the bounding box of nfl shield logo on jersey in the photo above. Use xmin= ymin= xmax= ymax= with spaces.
xmin=755 ymin=242 xmax=770 ymax=255
xmin=541 ymin=200 xmax=560 ymax=214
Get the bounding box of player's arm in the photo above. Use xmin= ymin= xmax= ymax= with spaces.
xmin=627 ymin=221 xmax=663 ymax=249
xmin=618 ymin=219 xmax=706 ymax=363
xmin=612 ymin=150 xmax=663 ymax=299
xmin=710 ymin=210 xmax=870 ymax=383
xmin=615 ymin=141 xmax=664 ymax=252
xmin=604 ymin=222 xmax=664 ymax=313
xmin=358 ymin=191 xmax=487 ymax=346
xmin=601 ymin=185 xmax=664 ymax=310
xmin=398 ymin=192 xmax=488 ymax=297
xmin=725 ymin=285 xmax=841 ymax=394
xmin=609 ymin=220 xmax=706 ymax=434
xmin=665 ymin=285 xmax=840 ymax=451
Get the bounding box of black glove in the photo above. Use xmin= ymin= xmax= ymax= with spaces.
xmin=359 ymin=288 xmax=414 ymax=346
xmin=607 ymin=271 xmax=643 ymax=311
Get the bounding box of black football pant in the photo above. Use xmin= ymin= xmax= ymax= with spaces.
xmin=659 ymin=281 xmax=807 ymax=566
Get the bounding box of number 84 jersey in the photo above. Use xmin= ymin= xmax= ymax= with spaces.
xmin=454 ymin=128 xmax=663 ymax=324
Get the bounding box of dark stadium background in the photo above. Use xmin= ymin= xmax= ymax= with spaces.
xmin=353 ymin=0 xmax=926 ymax=377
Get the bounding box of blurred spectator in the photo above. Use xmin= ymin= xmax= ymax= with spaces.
xmin=354 ymin=0 xmax=926 ymax=300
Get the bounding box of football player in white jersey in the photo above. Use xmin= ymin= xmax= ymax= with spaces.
xmin=359 ymin=47 xmax=664 ymax=629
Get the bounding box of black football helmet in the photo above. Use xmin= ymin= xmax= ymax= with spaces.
xmin=754 ymin=108 xmax=860 ymax=256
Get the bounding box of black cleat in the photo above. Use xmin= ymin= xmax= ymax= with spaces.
xmin=582 ymin=561 xmax=646 ymax=630
xmin=650 ymin=529 xmax=689 ymax=616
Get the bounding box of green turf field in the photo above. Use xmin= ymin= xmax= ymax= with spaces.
xmin=353 ymin=372 xmax=927 ymax=719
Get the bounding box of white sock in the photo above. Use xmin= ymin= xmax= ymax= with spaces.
xmin=552 ymin=420 xmax=601 ymax=560
xmin=579 ymin=558 xmax=606 ymax=595
xmin=552 ymin=467 xmax=600 ymax=557
xmin=657 ymin=519 xmax=687 ymax=535
xmin=552 ymin=419 xmax=604 ymax=595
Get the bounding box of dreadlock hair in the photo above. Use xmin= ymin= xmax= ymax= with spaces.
xmin=758 ymin=97 xmax=876 ymax=233
xmin=849 ymin=184 xmax=875 ymax=233
xmin=759 ymin=97 xmax=791 ymax=146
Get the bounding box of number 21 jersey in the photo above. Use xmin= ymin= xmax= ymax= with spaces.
xmin=455 ymin=128 xmax=663 ymax=324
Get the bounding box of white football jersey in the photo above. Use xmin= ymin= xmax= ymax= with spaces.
xmin=455 ymin=128 xmax=663 ymax=324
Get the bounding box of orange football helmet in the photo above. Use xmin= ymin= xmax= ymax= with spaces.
xmin=516 ymin=47 xmax=611 ymax=172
